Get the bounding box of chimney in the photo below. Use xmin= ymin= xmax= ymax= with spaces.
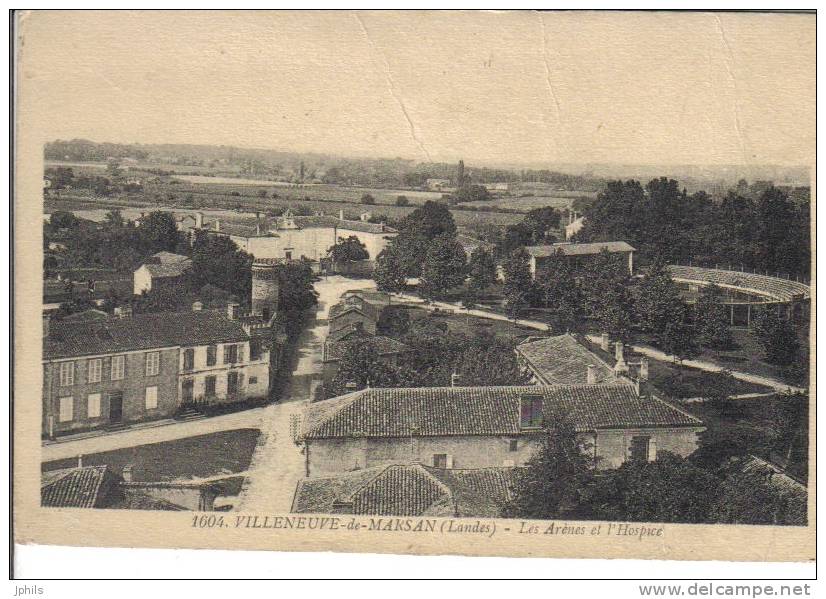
xmin=122 ymin=465 xmax=133 ymax=483
xmin=614 ymin=341 xmax=628 ymax=374
xmin=586 ymin=364 xmax=597 ymax=385
xmin=42 ymin=313 xmax=50 ymax=338
xmin=195 ymin=212 xmax=204 ymax=229
xmin=214 ymin=219 xmax=220 ymax=232
xmin=639 ymin=358 xmax=649 ymax=382
xmin=227 ymin=302 xmax=239 ymax=320
xmin=77 ymin=454 xmax=83 ymax=468
xmin=339 ymin=209 xmax=344 ymax=221
xmin=451 ymin=372 xmax=461 ymax=387
xmin=192 ymin=301 xmax=203 ymax=312
xmin=600 ymin=333 xmax=610 ymax=352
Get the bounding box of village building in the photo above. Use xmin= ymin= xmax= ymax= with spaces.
xmin=41 ymin=463 xmax=219 ymax=511
xmin=515 ymin=334 xmax=621 ymax=386
xmin=133 ymin=251 xmax=192 ymax=295
xmin=426 ymin=178 xmax=452 ymax=191
xmin=292 ymin=463 xmax=515 ymax=517
xmin=327 ymin=291 xmax=390 ymax=337
xmin=42 ymin=306 xmax=271 ymax=437
xmin=179 ymin=210 xmax=397 ymax=267
xmin=300 ymin=383 xmax=704 ymax=477
xmin=525 ymin=241 xmax=635 ymax=278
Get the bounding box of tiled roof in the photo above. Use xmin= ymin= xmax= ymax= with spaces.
xmin=44 ymin=309 xmax=250 ymax=359
xmin=111 ymin=488 xmax=188 ymax=511
xmin=515 ymin=334 xmax=617 ymax=386
xmin=302 ymin=384 xmax=702 ymax=440
xmin=323 ymin=335 xmax=410 ymax=362
xmin=740 ymin=455 xmax=808 ymax=495
xmin=141 ymin=261 xmax=191 ymax=278
xmin=41 ymin=465 xmax=113 ymax=508
xmin=668 ymin=265 xmax=810 ymax=302
xmin=287 ymin=216 xmax=397 ymax=235
xmin=526 ymin=241 xmax=635 ymax=258
xmin=150 ymin=251 xmax=190 ymax=264
xmin=292 ymin=464 xmax=515 ymax=517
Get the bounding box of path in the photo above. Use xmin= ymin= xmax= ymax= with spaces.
xmin=235 ymin=276 xmax=375 ymax=512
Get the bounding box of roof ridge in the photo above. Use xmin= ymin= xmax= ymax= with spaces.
xmin=301 ymin=389 xmax=368 ymax=439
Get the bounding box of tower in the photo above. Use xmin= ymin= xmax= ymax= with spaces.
xmin=251 ymin=258 xmax=280 ymax=321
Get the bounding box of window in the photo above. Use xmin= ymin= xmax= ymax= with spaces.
xmin=206 ymin=345 xmax=217 ymax=367
xmin=182 ymin=379 xmax=194 ymax=403
xmin=519 ymin=395 xmax=544 ymax=429
xmin=183 ymin=348 xmax=195 ymax=371
xmin=248 ymin=376 xmax=258 ymax=385
xmin=87 ymin=393 xmax=101 ymax=418
xmin=87 ymin=359 xmax=102 ymax=383
xmin=227 ymin=371 xmax=240 ymax=395
xmin=145 ymin=351 xmax=160 ymax=376
xmin=509 ymin=439 xmax=519 ymax=452
xmin=433 ymin=454 xmax=453 ymax=469
xmin=58 ymin=396 xmax=73 ymax=422
xmin=250 ymin=339 xmax=261 ymax=361
xmin=223 ymin=344 xmax=238 ymax=364
xmin=205 ymin=376 xmax=217 ymax=398
xmin=59 ymin=361 xmax=74 ymax=387
xmin=285 ymin=251 xmax=292 ymax=260
xmin=111 ymin=355 xmax=125 ymax=380
xmin=630 ymin=436 xmax=651 ymax=463
xmin=145 ymin=386 xmax=158 ymax=410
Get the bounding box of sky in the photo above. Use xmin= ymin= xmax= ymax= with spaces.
xmin=18 ymin=10 xmax=815 ymax=167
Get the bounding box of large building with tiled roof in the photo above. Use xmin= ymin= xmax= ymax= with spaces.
xmin=292 ymin=464 xmax=515 ymax=518
xmin=526 ymin=241 xmax=635 ymax=278
xmin=42 ymin=304 xmax=272 ymax=437
xmin=180 ymin=210 xmax=397 ymax=266
xmin=300 ymin=383 xmax=704 ymax=476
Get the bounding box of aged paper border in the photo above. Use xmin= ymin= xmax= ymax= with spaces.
xmin=12 ymin=9 xmax=816 ymax=563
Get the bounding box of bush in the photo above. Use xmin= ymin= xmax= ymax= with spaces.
xmin=395 ymin=195 xmax=409 ymax=207
xmin=361 ymin=193 xmax=376 ymax=205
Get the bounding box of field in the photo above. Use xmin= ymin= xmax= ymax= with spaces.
xmin=42 ymin=428 xmax=261 ymax=482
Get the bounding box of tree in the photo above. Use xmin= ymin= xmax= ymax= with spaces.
xmin=585 ymin=452 xmax=721 ymax=524
xmin=273 ymin=261 xmax=319 ymax=339
xmin=190 ymin=230 xmax=253 ymax=299
xmin=694 ymin=284 xmax=732 ymax=349
xmin=399 ymin=200 xmax=456 ymax=241
xmin=395 ymin=195 xmax=409 ymax=207
xmin=327 ymin=235 xmax=369 ymax=265
xmin=502 ymin=419 xmax=596 ymax=519
xmin=49 ymin=211 xmax=80 ymax=230
xmin=502 ymin=248 xmax=534 ymax=321
xmin=360 ymin=193 xmax=376 ymax=205
xmin=635 ymin=261 xmax=695 ymax=356
xmin=580 ymin=248 xmax=634 ymax=341
xmin=328 ymin=338 xmax=409 ymax=397
xmin=522 ymin=206 xmax=561 ymax=245
xmin=450 ymin=184 xmax=490 ymax=204
xmin=257 ymin=189 xmax=268 ymax=198
xmin=454 ymin=332 xmax=528 ymax=387
xmin=136 ymin=211 xmax=182 ymax=254
xmin=105 ymin=159 xmax=123 ymax=179
xmin=418 ymin=234 xmax=468 ymax=300
xmin=376 ymin=306 xmax=411 ymax=338
xmin=373 ymin=247 xmax=407 ymax=293
xmin=752 ymin=310 xmax=801 ymax=369
xmin=712 ymin=462 xmax=806 ymax=525
xmin=104 ymin=209 xmax=124 ymax=228
xmin=535 ymin=249 xmax=585 ymax=333
xmin=467 ymin=247 xmax=497 ymax=293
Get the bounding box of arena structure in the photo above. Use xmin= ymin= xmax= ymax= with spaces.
xmin=667 ymin=265 xmax=811 ymax=327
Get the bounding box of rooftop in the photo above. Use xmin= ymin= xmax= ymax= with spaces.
xmin=668 ymin=265 xmax=810 ymax=302
xmin=41 ymin=465 xmax=115 ymax=508
xmin=525 ymin=241 xmax=636 ymax=258
xmin=149 ymin=251 xmax=190 ymax=265
xmin=303 ymin=383 xmax=702 ymax=441
xmin=515 ymin=334 xmax=617 ymax=386
xmin=292 ymin=464 xmax=515 ymax=517
xmin=45 ymin=309 xmax=250 ymax=360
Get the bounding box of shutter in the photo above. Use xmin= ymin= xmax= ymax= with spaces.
xmin=445 ymin=455 xmax=454 ymax=469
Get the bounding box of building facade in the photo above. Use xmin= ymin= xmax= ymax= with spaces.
xmin=300 ymin=384 xmax=704 ymax=477
xmin=526 ymin=241 xmax=636 ymax=279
